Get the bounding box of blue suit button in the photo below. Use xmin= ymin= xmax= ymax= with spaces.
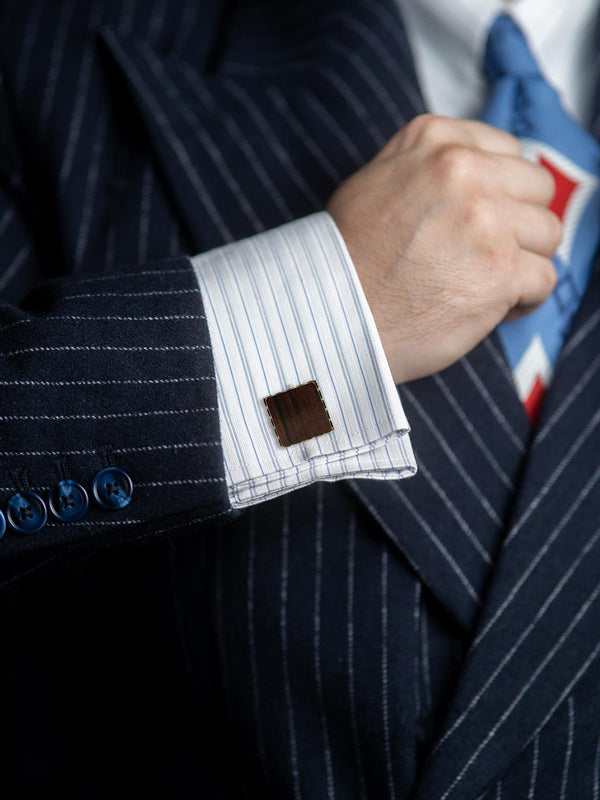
xmin=48 ymin=479 xmax=89 ymax=522
xmin=6 ymin=491 xmax=48 ymax=534
xmin=92 ymin=467 xmax=133 ymax=510
xmin=0 ymin=509 xmax=6 ymax=539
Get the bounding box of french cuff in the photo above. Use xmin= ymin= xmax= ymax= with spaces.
xmin=191 ymin=211 xmax=417 ymax=508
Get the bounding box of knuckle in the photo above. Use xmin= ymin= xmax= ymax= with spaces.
xmin=465 ymin=194 xmax=498 ymax=236
xmin=503 ymin=238 xmax=521 ymax=269
xmin=492 ymin=241 xmax=519 ymax=280
xmin=435 ymin=144 xmax=475 ymax=185
xmin=406 ymin=112 xmax=431 ymax=131
xmin=480 ymin=224 xmax=518 ymax=282
xmin=412 ymin=113 xmax=450 ymax=144
xmin=379 ymin=126 xmax=406 ymax=158
xmin=401 ymin=114 xmax=429 ymax=146
xmin=504 ymin=131 xmax=522 ymax=156
xmin=382 ymin=113 xmax=442 ymax=156
xmin=479 ymin=237 xmax=517 ymax=290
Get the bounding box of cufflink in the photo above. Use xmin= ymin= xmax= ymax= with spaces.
xmin=264 ymin=380 xmax=333 ymax=447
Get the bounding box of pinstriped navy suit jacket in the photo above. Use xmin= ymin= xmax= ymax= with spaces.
xmin=2 ymin=1 xmax=600 ymax=797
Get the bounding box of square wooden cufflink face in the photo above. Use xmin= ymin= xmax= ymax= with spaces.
xmin=264 ymin=380 xmax=334 ymax=447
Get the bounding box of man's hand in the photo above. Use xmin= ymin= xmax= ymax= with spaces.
xmin=326 ymin=114 xmax=562 ymax=384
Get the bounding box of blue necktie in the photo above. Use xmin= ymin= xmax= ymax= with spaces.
xmin=481 ymin=14 xmax=600 ymax=423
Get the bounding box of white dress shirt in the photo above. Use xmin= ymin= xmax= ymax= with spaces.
xmin=398 ymin=0 xmax=600 ymax=125
xmin=192 ymin=0 xmax=599 ymax=508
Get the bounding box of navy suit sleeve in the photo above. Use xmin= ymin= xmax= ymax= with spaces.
xmin=0 ymin=182 xmax=233 ymax=569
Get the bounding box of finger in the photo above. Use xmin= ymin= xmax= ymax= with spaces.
xmin=510 ymin=250 xmax=558 ymax=311
xmin=506 ymin=200 xmax=564 ymax=256
xmin=457 ymin=119 xmax=522 ymax=156
xmin=384 ymin=115 xmax=520 ymax=159
xmin=482 ymin=153 xmax=557 ymax=205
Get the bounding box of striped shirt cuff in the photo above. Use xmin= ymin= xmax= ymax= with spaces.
xmin=191 ymin=212 xmax=417 ymax=508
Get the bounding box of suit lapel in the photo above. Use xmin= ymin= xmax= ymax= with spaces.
xmin=350 ymin=332 xmax=530 ymax=633
xmin=412 ymin=254 xmax=600 ymax=799
xmin=99 ymin=0 xmax=421 ymax=252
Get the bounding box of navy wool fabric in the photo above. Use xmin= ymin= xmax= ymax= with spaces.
xmin=2 ymin=1 xmax=600 ymax=798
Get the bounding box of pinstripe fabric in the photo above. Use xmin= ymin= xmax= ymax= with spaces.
xmin=3 ymin=0 xmax=600 ymax=798
xmin=414 ymin=264 xmax=600 ymax=800
xmin=0 ymin=0 xmax=233 ymax=571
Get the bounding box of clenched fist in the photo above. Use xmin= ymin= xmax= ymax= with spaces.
xmin=326 ymin=114 xmax=562 ymax=384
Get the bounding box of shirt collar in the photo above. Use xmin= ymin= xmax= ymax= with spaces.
xmin=396 ymin=0 xmax=600 ymax=125
xmin=398 ymin=0 xmax=507 ymax=72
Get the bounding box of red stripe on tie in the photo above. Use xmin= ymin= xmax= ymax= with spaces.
xmin=539 ymin=156 xmax=578 ymax=221
xmin=524 ymin=375 xmax=547 ymax=425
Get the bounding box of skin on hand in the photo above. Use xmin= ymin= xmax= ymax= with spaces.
xmin=326 ymin=114 xmax=562 ymax=385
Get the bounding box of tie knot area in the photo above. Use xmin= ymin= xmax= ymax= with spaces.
xmin=483 ymin=13 xmax=544 ymax=82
